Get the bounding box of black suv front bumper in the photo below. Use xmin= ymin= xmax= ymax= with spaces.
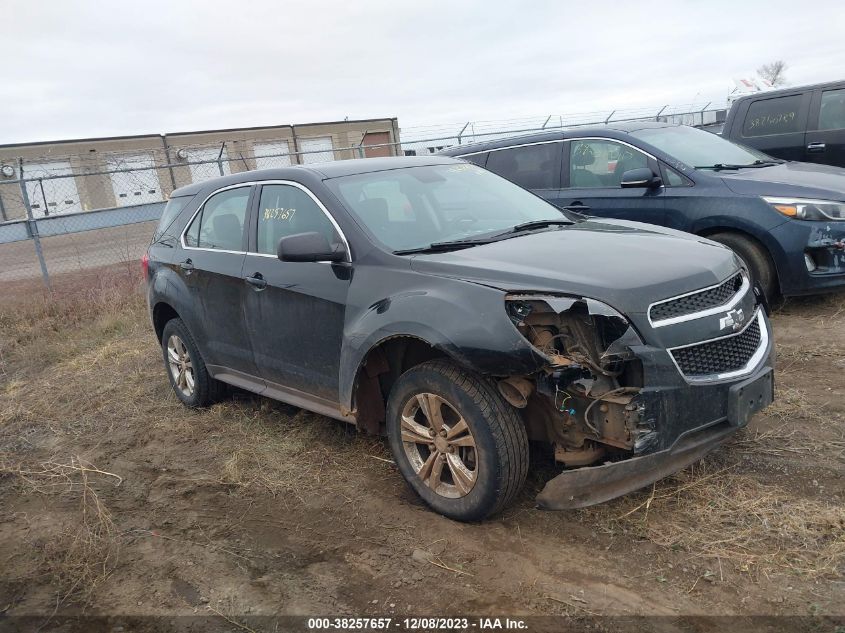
xmin=537 ymin=365 xmax=774 ymax=510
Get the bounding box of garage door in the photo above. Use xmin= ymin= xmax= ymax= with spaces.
xmin=22 ymin=161 xmax=82 ymax=218
xmin=254 ymin=141 xmax=292 ymax=169
xmin=299 ymin=136 xmax=335 ymax=164
xmin=186 ymin=147 xmax=231 ymax=183
xmin=104 ymin=153 xmax=162 ymax=207
xmin=363 ymin=132 xmax=392 ymax=158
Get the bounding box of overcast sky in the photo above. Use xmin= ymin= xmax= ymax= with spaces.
xmin=2 ymin=0 xmax=844 ymax=144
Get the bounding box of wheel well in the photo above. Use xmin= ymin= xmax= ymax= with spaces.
xmin=351 ymin=336 xmax=447 ymax=434
xmin=152 ymin=302 xmax=180 ymax=342
xmin=696 ymin=227 xmax=779 ymax=280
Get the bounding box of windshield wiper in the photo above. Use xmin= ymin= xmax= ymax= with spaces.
xmin=694 ymin=159 xmax=781 ymax=170
xmin=393 ymin=219 xmax=575 ymax=255
xmin=508 ymin=219 xmax=574 ymax=232
xmin=393 ymin=237 xmax=499 ymax=255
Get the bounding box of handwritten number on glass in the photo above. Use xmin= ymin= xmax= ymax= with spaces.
xmin=264 ymin=207 xmax=297 ymax=221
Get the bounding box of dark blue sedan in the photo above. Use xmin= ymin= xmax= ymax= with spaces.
xmin=440 ymin=123 xmax=845 ymax=300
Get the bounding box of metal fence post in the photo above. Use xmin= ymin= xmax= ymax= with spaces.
xmin=356 ymin=131 xmax=368 ymax=158
xmin=0 ymin=189 xmax=7 ymax=221
xmin=457 ymin=122 xmax=470 ymax=145
xmin=216 ymin=142 xmax=226 ymax=176
xmin=18 ymin=160 xmax=51 ymax=291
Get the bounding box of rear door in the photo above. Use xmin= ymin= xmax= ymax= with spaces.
xmin=241 ymin=182 xmax=351 ymax=402
xmin=179 ymin=184 xmax=260 ymax=379
xmin=731 ymin=91 xmax=811 ymax=161
xmin=557 ymin=138 xmax=666 ymax=225
xmin=805 ymin=85 xmax=845 ymax=168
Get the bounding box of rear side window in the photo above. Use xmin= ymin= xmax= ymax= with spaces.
xmin=184 ymin=187 xmax=250 ymax=251
xmin=819 ymin=89 xmax=845 ymax=131
xmin=486 ymin=143 xmax=559 ymax=189
xmin=256 ymin=184 xmax=339 ymax=255
xmin=742 ymin=95 xmax=802 ymax=137
xmin=154 ymin=195 xmax=193 ymax=239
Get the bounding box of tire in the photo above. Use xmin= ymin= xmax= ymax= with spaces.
xmin=161 ymin=318 xmax=225 ymax=408
xmin=708 ymin=232 xmax=778 ymax=302
xmin=386 ymin=359 xmax=529 ymax=522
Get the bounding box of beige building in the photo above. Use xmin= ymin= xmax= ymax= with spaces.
xmin=0 ymin=118 xmax=400 ymax=221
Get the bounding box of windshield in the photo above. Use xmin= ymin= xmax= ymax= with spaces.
xmin=630 ymin=126 xmax=774 ymax=168
xmin=325 ymin=163 xmax=569 ymax=252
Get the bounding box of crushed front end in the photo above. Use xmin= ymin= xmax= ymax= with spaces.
xmin=499 ymin=270 xmax=774 ymax=509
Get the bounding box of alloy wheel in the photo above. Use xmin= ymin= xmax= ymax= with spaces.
xmin=400 ymin=393 xmax=478 ymax=498
xmin=166 ymin=334 xmax=195 ymax=397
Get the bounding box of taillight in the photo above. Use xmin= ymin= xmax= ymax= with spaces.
xmin=141 ymin=252 xmax=150 ymax=279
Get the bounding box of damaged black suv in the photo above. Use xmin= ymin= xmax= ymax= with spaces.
xmin=145 ymin=156 xmax=774 ymax=521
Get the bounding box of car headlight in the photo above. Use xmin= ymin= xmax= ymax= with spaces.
xmin=763 ymin=196 xmax=845 ymax=221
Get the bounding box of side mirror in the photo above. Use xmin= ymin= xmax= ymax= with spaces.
xmin=620 ymin=168 xmax=662 ymax=189
xmin=277 ymin=232 xmax=347 ymax=263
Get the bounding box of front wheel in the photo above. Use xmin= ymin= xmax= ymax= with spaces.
xmin=386 ymin=360 xmax=529 ymax=521
xmin=708 ymin=232 xmax=778 ymax=303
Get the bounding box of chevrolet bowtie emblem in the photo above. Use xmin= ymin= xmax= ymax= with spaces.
xmin=719 ymin=308 xmax=745 ymax=332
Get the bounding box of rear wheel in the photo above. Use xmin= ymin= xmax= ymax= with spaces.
xmin=708 ymin=232 xmax=778 ymax=302
xmin=386 ymin=359 xmax=528 ymax=521
xmin=161 ymin=318 xmax=225 ymax=407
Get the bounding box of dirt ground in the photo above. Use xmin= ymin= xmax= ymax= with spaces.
xmin=0 ymin=275 xmax=842 ymax=632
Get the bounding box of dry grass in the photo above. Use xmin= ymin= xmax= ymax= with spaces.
xmin=214 ymin=399 xmax=391 ymax=503
xmin=776 ymin=291 xmax=845 ymax=320
xmin=0 ymin=269 xmax=145 ymax=381
xmin=0 ymin=457 xmax=121 ymax=605
xmin=582 ymin=458 xmax=845 ymax=580
xmin=765 ymin=385 xmax=831 ymax=425
xmin=1 ymin=270 xmax=844 ymax=614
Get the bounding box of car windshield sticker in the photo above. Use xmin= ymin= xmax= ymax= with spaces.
xmin=263 ymin=207 xmax=296 ymax=221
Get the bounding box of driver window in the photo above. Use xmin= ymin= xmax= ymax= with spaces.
xmin=256 ymin=184 xmax=339 ymax=255
xmin=569 ymin=140 xmax=648 ymax=189
xmin=184 ymin=187 xmax=250 ymax=250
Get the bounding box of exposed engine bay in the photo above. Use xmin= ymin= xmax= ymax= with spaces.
xmin=500 ymin=295 xmax=654 ymax=467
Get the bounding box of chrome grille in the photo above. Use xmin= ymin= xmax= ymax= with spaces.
xmin=671 ymin=315 xmax=762 ymax=378
xmin=650 ymin=273 xmax=744 ymax=323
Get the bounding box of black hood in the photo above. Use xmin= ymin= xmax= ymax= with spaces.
xmin=409 ymin=219 xmax=740 ymax=315
xmin=720 ymin=161 xmax=845 ymax=200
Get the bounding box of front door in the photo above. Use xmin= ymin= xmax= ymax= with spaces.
xmin=558 ymin=139 xmax=666 ymax=225
xmin=241 ymin=182 xmax=351 ymax=402
xmin=179 ymin=184 xmax=259 ymax=378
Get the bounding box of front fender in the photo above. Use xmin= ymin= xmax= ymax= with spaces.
xmin=338 ymin=276 xmax=547 ymax=410
xmin=692 ymin=213 xmax=789 ymax=269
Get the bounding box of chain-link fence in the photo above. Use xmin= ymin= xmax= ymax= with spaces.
xmin=0 ymin=138 xmax=400 ymax=293
xmin=0 ymin=102 xmax=726 ymax=295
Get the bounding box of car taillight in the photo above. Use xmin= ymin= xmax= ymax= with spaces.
xmin=141 ymin=252 xmax=150 ymax=279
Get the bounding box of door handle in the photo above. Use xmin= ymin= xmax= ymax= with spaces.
xmin=807 ymin=142 xmax=826 ymax=153
xmin=245 ymin=273 xmax=267 ymax=290
xmin=179 ymin=259 xmax=194 ymax=274
xmin=564 ymin=203 xmax=591 ymax=212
